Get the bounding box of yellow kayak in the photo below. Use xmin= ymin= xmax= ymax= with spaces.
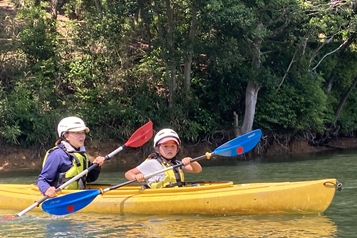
xmin=0 ymin=178 xmax=340 ymax=215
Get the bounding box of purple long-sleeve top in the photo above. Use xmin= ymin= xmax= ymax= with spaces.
xmin=37 ymin=145 xmax=101 ymax=195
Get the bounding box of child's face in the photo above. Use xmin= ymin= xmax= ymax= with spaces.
xmin=64 ymin=130 xmax=86 ymax=149
xmin=158 ymin=141 xmax=178 ymax=159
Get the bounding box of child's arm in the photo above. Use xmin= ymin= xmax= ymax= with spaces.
xmin=181 ymin=157 xmax=202 ymax=173
xmin=125 ymin=167 xmax=145 ymax=182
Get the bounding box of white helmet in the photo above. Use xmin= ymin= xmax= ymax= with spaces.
xmin=57 ymin=116 xmax=89 ymax=137
xmin=153 ymin=129 xmax=181 ymax=148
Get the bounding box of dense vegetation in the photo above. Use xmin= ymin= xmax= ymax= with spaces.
xmin=1 ymin=0 xmax=357 ymax=150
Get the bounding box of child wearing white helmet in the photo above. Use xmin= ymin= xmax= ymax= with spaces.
xmin=37 ymin=116 xmax=105 ymax=197
xmin=125 ymin=129 xmax=202 ymax=189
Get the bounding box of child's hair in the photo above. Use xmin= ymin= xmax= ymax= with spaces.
xmin=147 ymin=153 xmax=158 ymax=159
xmin=55 ymin=139 xmax=62 ymax=146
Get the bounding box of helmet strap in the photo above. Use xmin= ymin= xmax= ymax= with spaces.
xmin=62 ymin=131 xmax=69 ymax=141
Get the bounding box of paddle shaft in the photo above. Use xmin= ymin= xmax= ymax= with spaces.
xmin=104 ymin=153 xmax=211 ymax=192
xmin=16 ymin=196 xmax=48 ymax=217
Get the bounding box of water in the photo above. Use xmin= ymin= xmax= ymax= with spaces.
xmin=0 ymin=149 xmax=355 ymax=237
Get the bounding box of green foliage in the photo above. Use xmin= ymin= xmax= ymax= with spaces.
xmin=337 ymin=93 xmax=357 ymax=133
xmin=170 ymin=92 xmax=219 ymax=142
xmin=0 ymin=77 xmax=57 ymax=147
xmin=2 ymin=0 xmax=357 ymax=150
xmin=256 ymin=72 xmax=327 ymax=132
xmin=16 ymin=1 xmax=57 ymax=63
xmin=322 ymin=44 xmax=357 ymax=132
xmin=1 ymin=123 xmax=21 ymax=145
xmin=0 ymin=0 xmax=59 ymax=147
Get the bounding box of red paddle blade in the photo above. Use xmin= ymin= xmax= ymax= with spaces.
xmin=0 ymin=215 xmax=17 ymax=222
xmin=125 ymin=121 xmax=153 ymax=147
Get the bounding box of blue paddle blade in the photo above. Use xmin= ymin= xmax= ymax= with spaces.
xmin=42 ymin=190 xmax=101 ymax=215
xmin=213 ymin=129 xmax=262 ymax=156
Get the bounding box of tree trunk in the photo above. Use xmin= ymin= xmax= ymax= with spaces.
xmin=332 ymin=75 xmax=357 ymax=126
xmin=50 ymin=0 xmax=58 ymax=19
xmin=241 ymin=80 xmax=260 ymax=134
xmin=184 ymin=1 xmax=198 ymax=91
xmin=324 ymin=34 xmax=356 ymax=95
xmin=94 ymin=0 xmax=102 ymax=13
xmin=153 ymin=1 xmax=163 ymax=45
xmin=139 ymin=1 xmax=152 ymax=50
xmin=233 ymin=111 xmax=239 ymax=137
xmin=241 ymin=23 xmax=263 ymax=134
xmin=325 ymin=71 xmax=335 ymax=95
xmin=165 ymin=0 xmax=176 ymax=107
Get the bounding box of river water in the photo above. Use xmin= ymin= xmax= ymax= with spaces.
xmin=0 ymin=149 xmax=356 ymax=237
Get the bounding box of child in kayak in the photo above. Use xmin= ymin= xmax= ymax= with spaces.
xmin=125 ymin=129 xmax=202 ymax=188
xmin=37 ymin=116 xmax=105 ymax=197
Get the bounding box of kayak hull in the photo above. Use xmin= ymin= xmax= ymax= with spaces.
xmin=0 ymin=178 xmax=338 ymax=215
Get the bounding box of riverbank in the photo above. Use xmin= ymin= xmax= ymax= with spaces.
xmin=1 ymin=136 xmax=356 ymax=171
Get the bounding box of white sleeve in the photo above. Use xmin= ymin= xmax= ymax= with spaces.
xmin=136 ymin=159 xmax=165 ymax=187
xmin=136 ymin=159 xmax=164 ymax=175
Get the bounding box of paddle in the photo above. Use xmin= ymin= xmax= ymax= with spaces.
xmin=42 ymin=129 xmax=262 ymax=216
xmin=1 ymin=121 xmax=153 ymax=221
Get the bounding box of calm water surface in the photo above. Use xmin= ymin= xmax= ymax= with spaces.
xmin=0 ymin=149 xmax=356 ymax=237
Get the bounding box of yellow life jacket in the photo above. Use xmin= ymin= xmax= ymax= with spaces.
xmin=150 ymin=159 xmax=185 ymax=189
xmin=42 ymin=146 xmax=89 ymax=190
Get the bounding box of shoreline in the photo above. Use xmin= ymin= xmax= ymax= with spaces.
xmin=1 ymin=136 xmax=356 ymax=172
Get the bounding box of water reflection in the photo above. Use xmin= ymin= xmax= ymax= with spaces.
xmin=133 ymin=214 xmax=337 ymax=238
xmin=0 ymin=211 xmax=337 ymax=238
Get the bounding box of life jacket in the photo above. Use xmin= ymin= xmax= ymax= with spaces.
xmin=42 ymin=145 xmax=89 ymax=190
xmin=149 ymin=156 xmax=185 ymax=189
